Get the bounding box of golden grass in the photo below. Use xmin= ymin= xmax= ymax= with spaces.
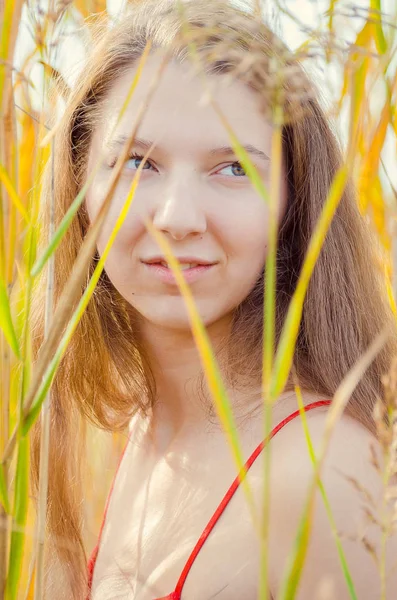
xmin=1 ymin=0 xmax=397 ymax=598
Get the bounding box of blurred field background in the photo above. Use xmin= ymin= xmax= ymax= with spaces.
xmin=1 ymin=0 xmax=397 ymax=598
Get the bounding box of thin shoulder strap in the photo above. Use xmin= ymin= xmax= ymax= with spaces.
xmin=170 ymin=399 xmax=332 ymax=598
xmin=87 ymin=400 xmax=332 ymax=598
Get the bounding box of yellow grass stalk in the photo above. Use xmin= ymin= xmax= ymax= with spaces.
xmin=0 ymin=3 xmax=23 ymax=584
xmin=370 ymin=0 xmax=387 ymax=55
xmin=325 ymin=0 xmax=340 ymax=63
xmin=34 ymin=139 xmax=55 ymax=600
xmin=259 ymin=102 xmax=284 ymax=600
xmin=266 ymin=36 xmax=370 ymax=592
xmin=1 ymin=39 xmax=161 ymax=464
xmin=32 ymin=37 xmax=153 ymax=278
xmin=0 ymin=0 xmax=24 ymax=105
xmin=74 ymin=0 xmax=107 ymax=21
xmin=24 ymin=143 xmax=148 ymax=434
xmin=5 ymin=22 xmax=156 ymax=600
xmin=144 ymin=218 xmax=260 ymax=532
xmin=293 ymin=376 xmax=358 ymax=599
xmin=6 ymin=103 xmax=50 ymax=598
xmin=277 ymin=327 xmax=390 ymax=600
xmin=0 ymin=165 xmax=30 ymax=225
xmin=0 ymin=2 xmax=25 ymax=590
xmin=33 ymin=20 xmax=76 ymax=593
xmin=5 ymin=435 xmax=29 ymax=600
xmin=270 ymin=14 xmax=370 ymax=406
xmin=0 ymin=278 xmax=20 ymax=359
xmin=269 ymin=163 xmax=349 ymax=402
xmin=5 ymin=142 xmax=39 ymax=599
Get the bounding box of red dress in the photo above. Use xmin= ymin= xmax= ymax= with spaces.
xmin=86 ymin=399 xmax=332 ymax=599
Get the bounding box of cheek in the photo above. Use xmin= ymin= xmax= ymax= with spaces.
xmin=221 ymin=201 xmax=269 ymax=265
xmin=86 ymin=181 xmax=145 ymax=256
xmin=224 ymin=179 xmax=287 ymax=271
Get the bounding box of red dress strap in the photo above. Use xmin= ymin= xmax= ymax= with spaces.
xmin=157 ymin=399 xmax=332 ymax=599
xmin=87 ymin=399 xmax=332 ymax=599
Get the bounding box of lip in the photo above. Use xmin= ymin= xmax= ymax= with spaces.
xmin=143 ymin=256 xmax=215 ymax=266
xmin=141 ymin=261 xmax=216 ymax=284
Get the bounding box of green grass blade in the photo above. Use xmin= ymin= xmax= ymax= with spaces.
xmin=0 ymin=277 xmax=21 ymax=359
xmin=277 ymin=329 xmax=388 ymax=600
xmin=370 ymin=0 xmax=387 ymax=55
xmin=0 ymin=163 xmax=30 ymax=225
xmin=23 ymin=147 xmax=147 ymax=433
xmin=3 ymin=44 xmax=168 ymax=468
xmin=172 ymin=0 xmax=274 ymax=533
xmin=144 ymin=217 xmax=260 ymax=531
xmin=277 ymin=494 xmax=314 ymax=600
xmin=0 ymin=463 xmax=10 ymax=514
xmin=259 ymin=107 xmax=284 ymax=600
xmin=30 ymin=39 xmax=153 ymax=279
xmin=175 ymin=0 xmax=270 ymax=211
xmin=270 ymin=165 xmax=349 ymax=401
xmin=5 ymin=435 xmax=29 ymax=600
xmin=30 ymin=170 xmax=99 ymax=278
xmin=0 ymin=0 xmax=14 ymax=102
xmin=295 ymin=385 xmax=358 ymax=600
xmin=26 ymin=182 xmax=261 ymax=532
xmin=219 ymin=123 xmax=270 ymax=204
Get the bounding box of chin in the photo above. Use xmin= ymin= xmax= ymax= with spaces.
xmin=133 ymin=298 xmax=225 ymax=331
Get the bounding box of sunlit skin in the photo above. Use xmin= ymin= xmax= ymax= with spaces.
xmin=85 ymin=53 xmax=397 ymax=600
xmin=86 ymin=52 xmax=288 ymax=436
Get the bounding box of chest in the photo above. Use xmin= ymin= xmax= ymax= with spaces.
xmin=90 ymin=429 xmax=266 ymax=600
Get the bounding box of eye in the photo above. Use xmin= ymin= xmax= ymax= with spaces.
xmin=124 ymin=153 xmax=156 ymax=171
xmin=216 ymin=161 xmax=248 ymax=178
xmin=108 ymin=152 xmax=155 ymax=171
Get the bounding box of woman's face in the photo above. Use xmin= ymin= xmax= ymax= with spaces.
xmin=85 ymin=52 xmax=288 ymax=331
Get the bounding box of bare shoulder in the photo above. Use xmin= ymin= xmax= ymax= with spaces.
xmin=267 ymin=402 xmax=397 ymax=600
xmin=272 ymin=404 xmax=378 ymax=481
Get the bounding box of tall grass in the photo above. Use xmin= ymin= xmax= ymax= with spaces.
xmin=0 ymin=0 xmax=397 ymax=598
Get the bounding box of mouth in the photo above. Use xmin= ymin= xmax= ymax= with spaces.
xmin=141 ymin=260 xmax=217 ymax=284
xmin=147 ymin=260 xmax=208 ymax=270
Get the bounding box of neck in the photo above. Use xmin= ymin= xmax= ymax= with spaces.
xmin=138 ymin=314 xmax=263 ymax=444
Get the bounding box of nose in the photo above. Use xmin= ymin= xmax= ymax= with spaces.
xmin=151 ymin=173 xmax=207 ymax=241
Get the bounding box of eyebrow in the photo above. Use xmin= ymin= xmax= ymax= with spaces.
xmin=106 ymin=135 xmax=270 ymax=162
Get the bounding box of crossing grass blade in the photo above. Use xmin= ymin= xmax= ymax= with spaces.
xmin=5 ymin=435 xmax=29 ymax=600
xmin=294 ymin=382 xmax=358 ymax=600
xmin=173 ymin=0 xmax=283 ymax=544
xmin=270 ymin=165 xmax=349 ymax=401
xmin=370 ymin=0 xmax=387 ymax=56
xmin=22 ymin=149 xmax=146 ymax=434
xmin=0 ymin=164 xmax=30 ymax=224
xmin=2 ymin=1 xmax=397 ymax=598
xmin=29 ymin=173 xmax=98 ymax=279
xmin=259 ymin=107 xmax=284 ymax=600
xmin=30 ymin=38 xmax=153 ymax=279
xmin=0 ymin=463 xmax=10 ymax=514
xmin=1 ymin=40 xmax=164 ymax=465
xmin=0 ymin=277 xmax=21 ymax=359
xmin=276 ymin=328 xmax=389 ymax=600
xmin=143 ymin=217 xmax=260 ymax=532
xmin=5 ymin=159 xmax=37 ymax=600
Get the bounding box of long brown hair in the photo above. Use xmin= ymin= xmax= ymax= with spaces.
xmin=30 ymin=0 xmax=397 ymax=596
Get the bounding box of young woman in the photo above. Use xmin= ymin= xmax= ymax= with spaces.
xmin=31 ymin=0 xmax=397 ymax=598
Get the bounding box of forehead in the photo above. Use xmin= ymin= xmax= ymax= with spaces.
xmin=92 ymin=52 xmax=274 ymax=157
